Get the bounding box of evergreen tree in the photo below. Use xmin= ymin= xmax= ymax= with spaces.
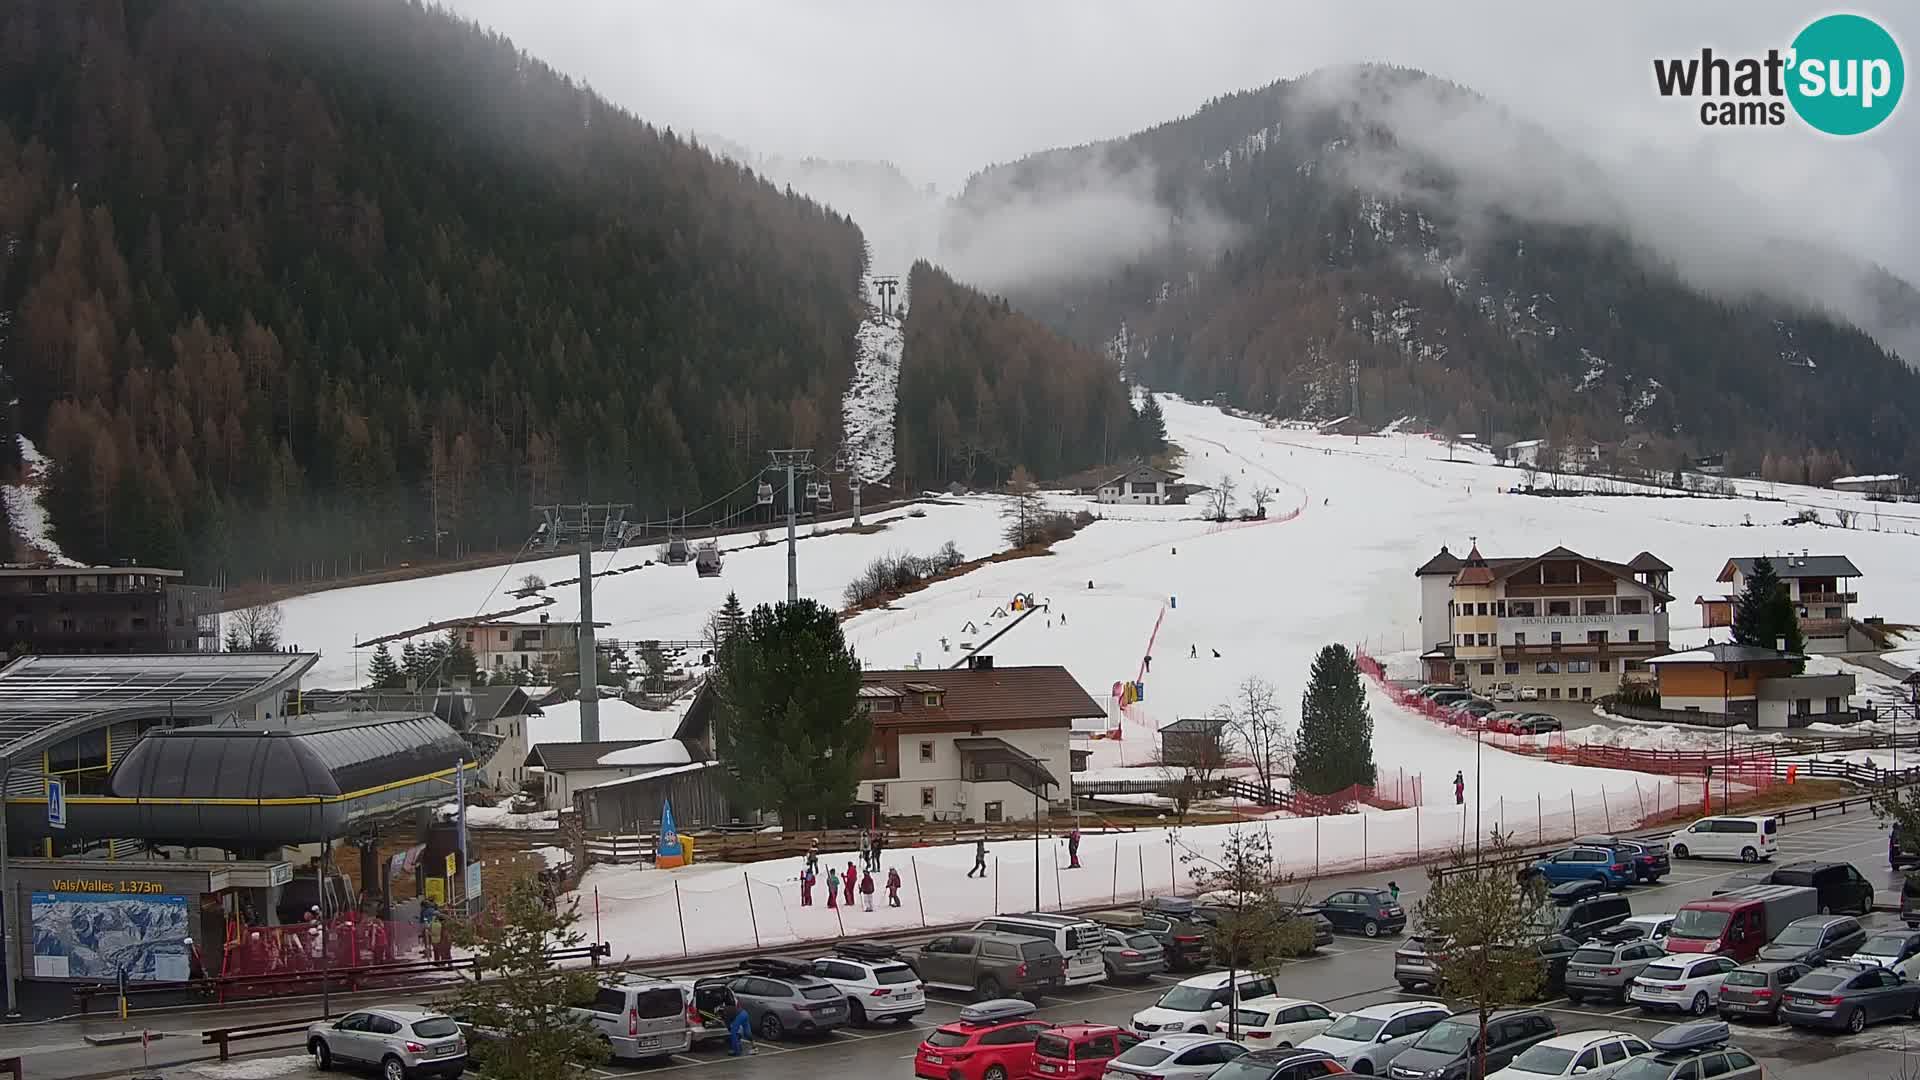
xmin=401 ymin=640 xmax=423 ymax=688
xmin=716 ymin=591 xmax=746 ymax=643
xmin=367 ymin=643 xmax=401 ymax=689
xmin=1295 ymin=643 xmax=1376 ymax=794
xmin=443 ymin=629 xmax=478 ymax=683
xmin=1730 ymin=557 xmax=1806 ymax=671
xmin=1132 ymin=394 xmax=1168 ymax=453
xmin=442 ymin=878 xmax=607 ymax=1080
xmin=712 ymin=599 xmax=867 ymax=828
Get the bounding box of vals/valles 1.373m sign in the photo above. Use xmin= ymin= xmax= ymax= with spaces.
xmin=1654 ymin=13 xmax=1904 ymax=133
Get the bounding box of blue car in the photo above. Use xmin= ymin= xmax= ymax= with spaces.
xmin=1531 ymin=845 xmax=1637 ymax=887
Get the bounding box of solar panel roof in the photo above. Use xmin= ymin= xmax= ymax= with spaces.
xmin=0 ymin=652 xmax=317 ymax=763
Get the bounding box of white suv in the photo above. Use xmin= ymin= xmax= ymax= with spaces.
xmin=810 ymin=950 xmax=926 ymax=1026
xmin=1131 ymin=970 xmax=1279 ymax=1035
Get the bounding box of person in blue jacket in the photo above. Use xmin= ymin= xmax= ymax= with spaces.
xmin=727 ymin=1004 xmax=754 ymax=1056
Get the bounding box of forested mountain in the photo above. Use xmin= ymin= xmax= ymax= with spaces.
xmin=0 ymin=0 xmax=869 ymax=583
xmin=894 ymin=263 xmax=1146 ymax=491
xmin=944 ymin=65 xmax=1920 ymax=478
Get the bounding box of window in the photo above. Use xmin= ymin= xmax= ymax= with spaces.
xmin=1453 ymin=663 xmax=1466 ymax=676
xmin=919 ymin=741 xmax=935 ymax=762
xmin=1513 ymin=632 xmax=1527 ymax=645
xmin=1536 ymin=662 xmax=1560 ymax=674
xmin=1587 ymin=629 xmax=1608 ymax=643
xmin=1495 ymin=602 xmax=1507 ymax=617
xmin=1583 ymin=599 xmax=1609 ymax=615
xmin=1548 ymin=600 xmax=1572 ymax=616
xmin=1617 ymin=597 xmax=1643 ymax=614
xmin=1826 ymin=697 xmax=1841 ymax=714
xmin=1581 ymin=686 xmax=1592 ymax=700
xmin=465 ymin=630 xmax=475 ymax=643
xmin=1824 ymin=606 xmax=1841 ymax=618
xmin=1477 ymin=603 xmax=1489 ymax=616
xmin=1567 ymin=660 xmax=1592 ymax=674
xmin=1459 ymin=634 xmax=1470 ymax=647
xmin=984 ymin=801 xmax=1003 ymax=822
xmin=1480 ymin=663 xmax=1494 ymax=675
xmin=1626 ymin=660 xmax=1645 ymax=671
xmin=1550 ymin=688 xmax=1562 ymax=699
xmin=1504 ymin=662 xmax=1520 ymax=675
xmin=499 ymin=629 xmax=509 ymax=642
xmin=1476 ymin=634 xmax=1490 ymax=647
xmin=1549 ymin=631 xmax=1563 ymax=644
xmin=1599 ymin=660 xmax=1611 ymax=672
xmin=1796 ymin=698 xmax=1811 ymax=716
xmin=925 ymin=693 xmax=944 ymax=707
xmin=920 ymin=787 xmax=936 ymax=807
xmin=875 ymin=745 xmax=887 ymax=765
xmin=1574 ymin=1049 xmax=1600 ymax=1071
xmin=1510 ymin=601 xmax=1536 ymax=617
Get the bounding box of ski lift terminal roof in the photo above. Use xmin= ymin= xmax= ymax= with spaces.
xmin=0 ymin=652 xmax=316 ymax=764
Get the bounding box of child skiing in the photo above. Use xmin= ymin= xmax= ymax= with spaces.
xmin=886 ymin=866 xmax=902 ymax=907
xmin=799 ymin=867 xmax=814 ymax=907
xmin=826 ymin=867 xmax=840 ymax=909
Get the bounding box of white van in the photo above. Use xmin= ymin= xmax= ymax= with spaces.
xmin=970 ymin=913 xmax=1108 ymax=987
xmin=1670 ymin=816 xmax=1779 ymax=863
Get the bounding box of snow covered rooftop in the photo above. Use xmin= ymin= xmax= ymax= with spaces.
xmin=527 ymin=697 xmax=683 ymax=748
xmin=596 ymin=739 xmax=693 ymax=768
xmin=583 ymin=759 xmax=720 ymax=791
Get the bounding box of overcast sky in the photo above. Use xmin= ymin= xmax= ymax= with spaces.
xmin=442 ymin=0 xmax=1916 ymax=280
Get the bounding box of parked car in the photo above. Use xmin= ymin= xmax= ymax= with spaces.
xmin=1769 ymin=861 xmax=1876 ymax=915
xmin=1757 ymin=914 xmax=1867 ymax=966
xmin=1211 ymin=1047 xmax=1346 ymax=1080
xmin=1574 ymin=835 xmax=1670 ymax=882
xmin=1214 ymin=996 xmax=1338 ymax=1048
xmin=1393 ymin=935 xmax=1444 ymax=991
xmin=1666 ymin=885 xmax=1818 ymax=962
xmin=1564 ymin=939 xmax=1670 ymax=1005
xmin=1530 ymin=935 xmax=1582 ymax=995
xmin=1132 ymin=970 xmax=1279 ymax=1035
xmin=1606 ymin=1022 xmax=1760 ymax=1080
xmin=1428 ymin=691 xmax=1476 ymax=708
xmin=1904 ymin=874 xmax=1920 ymax=929
xmin=1485 ymin=1029 xmax=1653 ymax=1080
xmin=1893 ymin=823 xmax=1920 ymax=870
xmin=810 ymin=945 xmax=926 ymax=1026
xmin=1456 ymin=700 xmax=1499 ymax=719
xmin=1094 ymin=907 xmax=1212 ymax=971
xmin=1593 ymin=914 xmax=1675 ymax=947
xmin=906 ymin=931 xmax=1066 ymax=1001
xmin=1098 ymin=926 xmax=1169 ymax=982
xmin=1629 ymin=955 xmax=1737 ymax=1016
xmin=1415 ymin=684 xmax=1464 ymax=699
xmin=1386 ymin=1008 xmax=1558 ymax=1080
xmin=913 ymin=999 xmax=1050 ymax=1080
xmin=307 ymin=1008 xmax=468 ymax=1080
xmin=1853 ymin=930 xmax=1920 ymax=980
xmin=1101 ymin=1034 xmax=1251 ymax=1080
xmin=1315 ymin=887 xmax=1407 ymax=937
xmin=1669 ymin=816 xmax=1778 ymax=863
xmin=1491 ymin=685 xmax=1520 ymax=702
xmin=971 ymin=914 xmax=1110 ymax=988
xmin=1030 ymin=1022 xmax=1141 ymax=1079
xmin=1512 ymin=714 xmax=1562 ymax=734
xmin=1530 ymin=846 xmax=1637 ymax=888
xmin=1538 ymin=892 xmax=1632 ymax=943
xmin=568 ymin=978 xmax=694 ymax=1062
xmin=727 ymin=959 xmax=852 ymax=1040
xmin=1779 ymin=960 xmax=1920 ymax=1033
xmin=671 ymin=976 xmax=739 ymax=1048
xmin=1298 ymin=1000 xmax=1450 ymax=1075
xmin=1546 ymin=879 xmax=1607 ymax=906
xmin=1716 ymin=961 xmax=1812 ymax=1023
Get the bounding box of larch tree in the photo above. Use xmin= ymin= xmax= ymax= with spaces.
xmin=441 ymin=878 xmax=607 ymax=1080
xmin=711 ymin=599 xmax=867 ymax=829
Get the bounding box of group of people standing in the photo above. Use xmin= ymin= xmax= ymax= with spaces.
xmin=800 ymin=836 xmax=901 ymax=912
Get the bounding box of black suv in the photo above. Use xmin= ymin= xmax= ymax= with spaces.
xmin=1388 ymin=1008 xmax=1557 ymax=1080
xmin=1537 ymin=892 xmax=1632 ymax=942
xmin=1211 ymin=1047 xmax=1344 ymax=1080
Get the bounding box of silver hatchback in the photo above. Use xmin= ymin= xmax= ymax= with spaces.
xmin=1565 ymin=940 xmax=1669 ymax=1005
xmin=308 ymin=1008 xmax=466 ymax=1080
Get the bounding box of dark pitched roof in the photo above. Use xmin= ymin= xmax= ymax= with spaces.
xmin=469 ymin=686 xmax=533 ymax=721
xmin=1103 ymin=465 xmax=1183 ymax=485
xmin=1720 ymin=555 xmax=1863 ymax=581
xmin=1627 ymin=552 xmax=1673 ymax=573
xmin=1470 ymin=547 xmax=1675 ymax=602
xmin=1453 ymin=545 xmax=1494 ymax=587
xmin=1414 ymin=546 xmax=1464 ymax=576
xmin=861 ymin=665 xmax=1104 ymax=725
xmin=524 ymin=739 xmax=652 ymax=771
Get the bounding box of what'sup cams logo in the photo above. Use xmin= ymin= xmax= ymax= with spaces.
xmin=1654 ymin=13 xmax=1904 ymax=134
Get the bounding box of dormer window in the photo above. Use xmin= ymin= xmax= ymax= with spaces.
xmin=924 ymin=693 xmax=943 ymax=708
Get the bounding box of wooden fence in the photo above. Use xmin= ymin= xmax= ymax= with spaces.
xmin=582 ymin=818 xmax=1134 ymax=866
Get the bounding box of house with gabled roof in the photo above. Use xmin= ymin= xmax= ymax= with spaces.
xmin=1695 ymin=553 xmax=1866 ymax=653
xmin=1416 ymin=544 xmax=1673 ymax=701
xmin=1096 ymin=465 xmax=1183 ymax=505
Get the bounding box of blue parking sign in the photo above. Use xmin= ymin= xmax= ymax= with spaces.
xmin=47 ymin=777 xmax=65 ymax=829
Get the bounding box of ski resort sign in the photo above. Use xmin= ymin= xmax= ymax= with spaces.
xmin=1653 ymin=13 xmax=1904 ymax=134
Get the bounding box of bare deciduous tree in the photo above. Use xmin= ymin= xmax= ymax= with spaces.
xmin=1206 ymin=475 xmax=1238 ymax=521
xmin=518 ymin=573 xmax=546 ymax=592
xmin=224 ymin=603 xmax=284 ymax=652
xmin=1218 ymin=676 xmax=1293 ymax=798
xmin=1249 ymin=485 xmax=1274 ymax=517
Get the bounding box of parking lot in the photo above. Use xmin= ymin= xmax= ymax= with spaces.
xmin=61 ymin=810 xmax=1920 ymax=1080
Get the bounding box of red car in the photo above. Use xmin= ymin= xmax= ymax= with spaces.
xmin=1031 ymin=1023 xmax=1142 ymax=1080
xmin=915 ymin=999 xmax=1051 ymax=1080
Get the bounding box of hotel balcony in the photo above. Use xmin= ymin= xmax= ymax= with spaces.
xmin=1500 ymin=640 xmax=1667 ymax=659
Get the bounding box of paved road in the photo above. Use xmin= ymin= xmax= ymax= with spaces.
xmin=11 ymin=809 xmax=1913 ymax=1080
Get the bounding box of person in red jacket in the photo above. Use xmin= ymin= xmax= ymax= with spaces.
xmin=859 ymin=868 xmax=876 ymax=911
xmin=885 ymin=866 xmax=902 ymax=908
xmin=799 ymin=867 xmax=813 ymax=907
xmin=844 ymin=861 xmax=857 ymax=906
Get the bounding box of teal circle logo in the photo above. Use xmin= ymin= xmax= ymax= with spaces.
xmin=1787 ymin=13 xmax=1904 ymax=135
